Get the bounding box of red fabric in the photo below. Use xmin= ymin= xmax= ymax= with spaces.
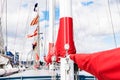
xmin=27 ymin=28 xmax=38 ymax=38
xmin=34 ymin=28 xmax=38 ymax=33
xmin=44 ymin=43 xmax=55 ymax=64
xmin=35 ymin=53 xmax=39 ymax=61
xmin=30 ymin=15 xmax=39 ymax=26
xmin=70 ymin=48 xmax=120 ymax=80
xmin=32 ymin=41 xmax=37 ymax=46
xmin=45 ymin=17 xmax=76 ymax=64
xmin=32 ymin=41 xmax=37 ymax=50
xmin=55 ymin=17 xmax=76 ymax=57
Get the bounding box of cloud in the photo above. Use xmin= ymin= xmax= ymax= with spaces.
xmin=1 ymin=0 xmax=120 ymax=61
xmin=72 ymin=0 xmax=120 ymax=53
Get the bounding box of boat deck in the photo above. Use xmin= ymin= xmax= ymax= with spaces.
xmin=0 ymin=69 xmax=96 ymax=80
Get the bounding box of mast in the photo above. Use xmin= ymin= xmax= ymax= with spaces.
xmin=59 ymin=0 xmax=75 ymax=80
xmin=49 ymin=0 xmax=55 ymax=43
xmin=0 ymin=0 xmax=4 ymax=54
xmin=44 ymin=0 xmax=55 ymax=64
xmin=30 ymin=3 xmax=40 ymax=69
xmin=49 ymin=0 xmax=56 ymax=79
xmin=35 ymin=3 xmax=40 ymax=68
xmin=5 ymin=0 xmax=8 ymax=55
xmin=49 ymin=0 xmax=55 ymax=63
xmin=37 ymin=3 xmax=40 ymax=67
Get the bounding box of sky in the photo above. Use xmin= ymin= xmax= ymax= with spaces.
xmin=1 ymin=0 xmax=120 ymax=61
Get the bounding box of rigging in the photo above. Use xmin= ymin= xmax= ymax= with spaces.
xmin=116 ymin=0 xmax=120 ymax=17
xmin=5 ymin=0 xmax=8 ymax=54
xmin=13 ymin=0 xmax=22 ymax=53
xmin=0 ymin=0 xmax=5 ymax=54
xmin=43 ymin=0 xmax=48 ymax=57
xmin=116 ymin=0 xmax=120 ymax=37
xmin=20 ymin=0 xmax=34 ymax=65
xmin=107 ymin=0 xmax=117 ymax=47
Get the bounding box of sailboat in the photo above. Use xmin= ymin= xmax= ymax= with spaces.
xmin=1 ymin=0 xmax=120 ymax=80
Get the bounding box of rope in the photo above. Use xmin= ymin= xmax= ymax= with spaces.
xmin=44 ymin=0 xmax=48 ymax=57
xmin=0 ymin=0 xmax=5 ymax=45
xmin=1 ymin=0 xmax=5 ymax=18
xmin=13 ymin=0 xmax=22 ymax=53
xmin=20 ymin=0 xmax=34 ymax=64
xmin=63 ymin=2 xmax=66 ymax=46
xmin=5 ymin=0 xmax=8 ymax=53
xmin=116 ymin=0 xmax=120 ymax=36
xmin=108 ymin=0 xmax=117 ymax=47
xmin=116 ymin=0 xmax=120 ymax=17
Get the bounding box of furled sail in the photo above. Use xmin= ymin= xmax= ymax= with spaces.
xmin=55 ymin=17 xmax=76 ymax=57
xmin=55 ymin=0 xmax=76 ymax=58
xmin=44 ymin=0 xmax=76 ymax=64
xmin=70 ymin=48 xmax=120 ymax=80
xmin=44 ymin=0 xmax=55 ymax=64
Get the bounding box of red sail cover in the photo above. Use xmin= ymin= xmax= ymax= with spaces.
xmin=70 ymin=48 xmax=120 ymax=80
xmin=55 ymin=17 xmax=76 ymax=57
xmin=44 ymin=17 xmax=76 ymax=64
xmin=44 ymin=43 xmax=55 ymax=64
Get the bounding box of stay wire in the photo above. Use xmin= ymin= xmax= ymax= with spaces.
xmin=44 ymin=0 xmax=48 ymax=57
xmin=13 ymin=0 xmax=22 ymax=53
xmin=116 ymin=0 xmax=120 ymax=17
xmin=116 ymin=0 xmax=120 ymax=36
xmin=108 ymin=0 xmax=117 ymax=47
xmin=21 ymin=0 xmax=34 ymax=61
xmin=5 ymin=0 xmax=8 ymax=53
xmin=1 ymin=0 xmax=5 ymax=18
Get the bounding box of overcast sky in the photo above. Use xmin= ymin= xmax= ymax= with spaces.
xmin=1 ymin=0 xmax=120 ymax=60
